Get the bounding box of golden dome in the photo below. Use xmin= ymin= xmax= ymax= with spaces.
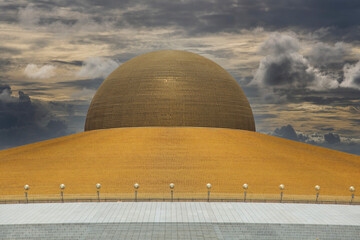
xmin=85 ymin=50 xmax=255 ymax=131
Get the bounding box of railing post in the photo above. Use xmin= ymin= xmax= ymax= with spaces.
xmin=169 ymin=183 xmax=175 ymax=202
xmin=315 ymin=185 xmax=320 ymax=203
xmin=279 ymin=184 xmax=285 ymax=203
xmin=206 ymin=183 xmax=212 ymax=202
xmin=316 ymin=192 xmax=319 ymax=202
xmin=24 ymin=185 xmax=30 ymax=204
xmin=60 ymin=184 xmax=65 ymax=203
xmin=134 ymin=183 xmax=140 ymax=202
xmin=242 ymin=184 xmax=248 ymax=202
xmin=96 ymin=183 xmax=101 ymax=202
xmin=349 ymin=186 xmax=355 ymax=204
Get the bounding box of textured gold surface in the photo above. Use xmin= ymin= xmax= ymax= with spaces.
xmin=85 ymin=50 xmax=255 ymax=131
xmin=1 ymin=127 xmax=359 ymax=196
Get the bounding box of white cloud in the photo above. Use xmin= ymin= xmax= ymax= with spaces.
xmin=259 ymin=33 xmax=300 ymax=55
xmin=77 ymin=57 xmax=119 ymax=79
xmin=341 ymin=61 xmax=360 ymax=90
xmin=251 ymin=33 xmax=339 ymax=93
xmin=24 ymin=64 xmax=56 ymax=79
xmin=307 ymin=42 xmax=349 ymax=66
xmin=307 ymin=67 xmax=339 ymax=91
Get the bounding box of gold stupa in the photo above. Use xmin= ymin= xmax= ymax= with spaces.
xmin=85 ymin=50 xmax=255 ymax=131
xmin=0 ymin=50 xmax=359 ymax=200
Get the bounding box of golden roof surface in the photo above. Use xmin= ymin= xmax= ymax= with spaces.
xmin=1 ymin=127 xmax=359 ymax=197
xmin=85 ymin=50 xmax=255 ymax=131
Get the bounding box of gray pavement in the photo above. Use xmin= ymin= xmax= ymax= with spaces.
xmin=0 ymin=202 xmax=359 ymax=225
xmin=1 ymin=202 xmax=360 ymax=239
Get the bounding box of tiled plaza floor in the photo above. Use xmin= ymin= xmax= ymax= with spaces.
xmin=1 ymin=202 xmax=359 ymax=239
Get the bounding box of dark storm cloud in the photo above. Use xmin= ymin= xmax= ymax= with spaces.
xmin=294 ymin=88 xmax=360 ymax=107
xmin=251 ymin=33 xmax=340 ymax=94
xmin=6 ymin=0 xmax=359 ymax=40
xmin=307 ymin=42 xmax=349 ymax=66
xmin=250 ymin=87 xmax=360 ymax=108
xmin=0 ymin=80 xmax=57 ymax=98
xmin=272 ymin=124 xmax=309 ymax=142
xmin=117 ymin=0 xmax=360 ymax=35
xmin=271 ymin=124 xmax=360 ymax=155
xmin=324 ymin=133 xmax=341 ymax=144
xmin=257 ymin=54 xmax=315 ymax=87
xmin=0 ymin=84 xmax=72 ymax=149
xmin=314 ymin=26 xmax=360 ymax=43
xmin=249 ymin=33 xmax=360 ymax=106
xmin=273 ymin=125 xmax=298 ymax=140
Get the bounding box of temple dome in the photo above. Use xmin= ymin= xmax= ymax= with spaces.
xmin=85 ymin=50 xmax=255 ymax=131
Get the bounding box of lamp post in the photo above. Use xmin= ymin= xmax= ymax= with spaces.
xmin=350 ymin=186 xmax=355 ymax=204
xmin=315 ymin=185 xmax=320 ymax=202
xmin=206 ymin=183 xmax=212 ymax=202
xmin=279 ymin=184 xmax=285 ymax=202
xmin=242 ymin=184 xmax=248 ymax=202
xmin=60 ymin=184 xmax=65 ymax=202
xmin=24 ymin=185 xmax=29 ymax=203
xmin=96 ymin=183 xmax=101 ymax=201
xmin=169 ymin=183 xmax=175 ymax=201
xmin=134 ymin=183 xmax=139 ymax=201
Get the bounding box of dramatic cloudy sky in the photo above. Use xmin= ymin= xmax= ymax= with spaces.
xmin=0 ymin=0 xmax=359 ymax=154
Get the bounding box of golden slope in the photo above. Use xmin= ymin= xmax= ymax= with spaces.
xmin=0 ymin=127 xmax=359 ymax=197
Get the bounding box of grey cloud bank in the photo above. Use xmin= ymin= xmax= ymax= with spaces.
xmin=272 ymin=124 xmax=359 ymax=155
xmin=0 ymin=85 xmax=70 ymax=149
xmin=0 ymin=0 xmax=358 ymax=155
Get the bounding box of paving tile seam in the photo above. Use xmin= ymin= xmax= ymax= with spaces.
xmin=2 ymin=222 xmax=360 ymax=227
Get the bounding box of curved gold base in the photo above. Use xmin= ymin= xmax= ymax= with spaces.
xmin=0 ymin=127 xmax=359 ymax=196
